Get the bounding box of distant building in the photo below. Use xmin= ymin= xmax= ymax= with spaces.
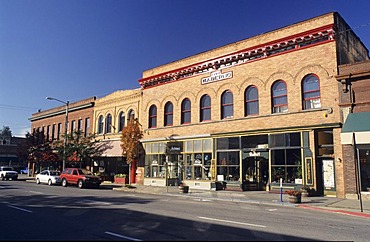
xmin=0 ymin=136 xmax=26 ymax=167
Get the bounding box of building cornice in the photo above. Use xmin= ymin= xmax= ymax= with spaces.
xmin=139 ymin=24 xmax=335 ymax=89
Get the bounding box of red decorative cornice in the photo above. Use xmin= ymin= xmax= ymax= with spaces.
xmin=138 ymin=24 xmax=335 ymax=89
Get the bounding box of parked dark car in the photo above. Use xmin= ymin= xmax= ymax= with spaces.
xmin=59 ymin=168 xmax=101 ymax=189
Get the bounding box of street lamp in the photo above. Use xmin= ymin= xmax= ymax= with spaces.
xmin=46 ymin=96 xmax=69 ymax=171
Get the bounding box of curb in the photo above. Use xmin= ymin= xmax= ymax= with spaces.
xmin=298 ymin=205 xmax=370 ymax=219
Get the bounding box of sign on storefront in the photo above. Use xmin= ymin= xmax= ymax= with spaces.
xmin=201 ymin=70 xmax=233 ymax=85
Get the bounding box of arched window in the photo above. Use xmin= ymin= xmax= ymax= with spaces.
xmin=245 ymin=85 xmax=259 ymax=116
xmin=302 ymin=74 xmax=321 ymax=109
xmin=98 ymin=115 xmax=104 ymax=134
xmin=200 ymin=94 xmax=211 ymax=122
xmin=105 ymin=113 xmax=112 ymax=133
xmin=164 ymin=102 xmax=173 ymax=126
xmin=148 ymin=105 xmax=157 ymax=128
xmin=221 ymin=90 xmax=233 ymax=119
xmin=118 ymin=111 xmax=125 ymax=132
xmin=127 ymin=109 xmax=135 ymax=122
xmin=272 ymin=80 xmax=288 ymax=113
xmin=181 ymin=98 xmax=191 ymax=124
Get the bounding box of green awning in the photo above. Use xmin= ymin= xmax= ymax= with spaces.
xmin=341 ymin=112 xmax=370 ymax=144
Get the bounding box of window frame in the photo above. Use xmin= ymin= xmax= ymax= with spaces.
xmin=98 ymin=115 xmax=104 ymax=134
xmin=221 ymin=90 xmax=234 ymax=119
xmin=302 ymin=74 xmax=321 ymax=110
xmin=245 ymin=85 xmax=259 ymax=116
xmin=271 ymin=80 xmax=288 ymax=113
xmin=200 ymin=94 xmax=211 ymax=122
xmin=148 ymin=105 xmax=157 ymax=128
xmin=164 ymin=102 xmax=173 ymax=126
xmin=181 ymin=98 xmax=191 ymax=124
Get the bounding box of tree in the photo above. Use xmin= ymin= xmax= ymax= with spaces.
xmin=53 ymin=130 xmax=109 ymax=168
xmin=0 ymin=126 xmax=12 ymax=139
xmin=120 ymin=117 xmax=143 ymax=184
xmin=23 ymin=130 xmax=58 ymax=176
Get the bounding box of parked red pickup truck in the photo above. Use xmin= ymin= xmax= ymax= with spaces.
xmin=59 ymin=168 xmax=101 ymax=189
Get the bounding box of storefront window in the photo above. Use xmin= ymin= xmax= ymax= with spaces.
xmin=270 ymin=132 xmax=302 ymax=183
xmin=217 ymin=151 xmax=240 ymax=181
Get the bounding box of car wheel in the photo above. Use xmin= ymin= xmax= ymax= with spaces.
xmin=1 ymin=175 xmax=4 ymax=181
xmin=62 ymin=178 xmax=67 ymax=187
xmin=78 ymin=180 xmax=84 ymax=189
xmin=36 ymin=178 xmax=40 ymax=184
xmin=48 ymin=179 xmax=52 ymax=186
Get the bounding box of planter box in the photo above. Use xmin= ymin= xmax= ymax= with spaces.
xmin=179 ymin=185 xmax=189 ymax=193
xmin=114 ymin=177 xmax=129 ymax=184
xmin=288 ymin=195 xmax=302 ymax=203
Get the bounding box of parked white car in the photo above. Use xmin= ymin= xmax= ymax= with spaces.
xmin=0 ymin=166 xmax=18 ymax=180
xmin=36 ymin=170 xmax=61 ymax=186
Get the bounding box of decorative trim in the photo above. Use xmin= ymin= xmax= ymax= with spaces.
xmin=139 ymin=25 xmax=335 ymax=89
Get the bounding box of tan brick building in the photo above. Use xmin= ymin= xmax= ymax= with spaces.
xmin=92 ymin=89 xmax=142 ymax=182
xmin=137 ymin=12 xmax=369 ymax=198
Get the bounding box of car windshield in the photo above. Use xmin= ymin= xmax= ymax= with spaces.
xmin=79 ymin=169 xmax=92 ymax=175
xmin=50 ymin=171 xmax=60 ymax=176
xmin=2 ymin=167 xmax=13 ymax=171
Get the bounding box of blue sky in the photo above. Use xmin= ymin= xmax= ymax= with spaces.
xmin=1 ymin=0 xmax=370 ymax=137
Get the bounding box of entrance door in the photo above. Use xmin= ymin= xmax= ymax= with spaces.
xmin=242 ymin=156 xmax=268 ymax=191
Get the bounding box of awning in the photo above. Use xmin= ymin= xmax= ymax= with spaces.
xmin=101 ymin=140 xmax=123 ymax=157
xmin=341 ymin=112 xmax=370 ymax=144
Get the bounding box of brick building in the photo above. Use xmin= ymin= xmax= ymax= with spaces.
xmin=337 ymin=60 xmax=370 ymax=198
xmin=137 ymin=12 xmax=369 ymax=198
xmin=29 ymin=96 xmax=96 ymax=169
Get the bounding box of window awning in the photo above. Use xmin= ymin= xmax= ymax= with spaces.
xmin=101 ymin=140 xmax=123 ymax=157
xmin=341 ymin=112 xmax=370 ymax=145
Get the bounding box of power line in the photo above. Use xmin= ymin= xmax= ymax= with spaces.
xmin=0 ymin=104 xmax=37 ymax=111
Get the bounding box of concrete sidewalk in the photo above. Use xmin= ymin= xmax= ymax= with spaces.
xmin=111 ymin=183 xmax=370 ymax=219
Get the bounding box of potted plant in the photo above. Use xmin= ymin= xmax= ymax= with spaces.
xmin=300 ymin=185 xmax=310 ymax=197
xmin=178 ymin=182 xmax=189 ymax=193
xmin=114 ymin=174 xmax=129 ymax=184
xmin=286 ymin=190 xmax=302 ymax=203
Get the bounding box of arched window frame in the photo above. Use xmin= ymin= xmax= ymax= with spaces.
xmin=221 ymin=90 xmax=233 ymax=119
xmin=272 ymin=80 xmax=288 ymax=113
xmin=200 ymin=94 xmax=211 ymax=122
xmin=181 ymin=98 xmax=191 ymax=124
xmin=302 ymin=74 xmax=321 ymax=110
xmin=127 ymin=109 xmax=135 ymax=122
xmin=148 ymin=105 xmax=157 ymax=128
xmin=105 ymin=113 xmax=112 ymax=134
xmin=98 ymin=115 xmax=104 ymax=134
xmin=164 ymin=102 xmax=173 ymax=126
xmin=245 ymin=85 xmax=259 ymax=116
xmin=118 ymin=111 xmax=125 ymax=132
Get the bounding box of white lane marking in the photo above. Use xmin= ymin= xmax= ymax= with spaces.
xmin=266 ymin=208 xmax=278 ymax=211
xmin=8 ymin=205 xmax=33 ymax=213
xmin=105 ymin=231 xmax=142 ymax=241
xmin=29 ymin=191 xmax=44 ymax=194
xmin=198 ymin=216 xmax=266 ymax=228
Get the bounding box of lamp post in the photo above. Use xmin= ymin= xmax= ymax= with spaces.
xmin=46 ymin=96 xmax=69 ymax=171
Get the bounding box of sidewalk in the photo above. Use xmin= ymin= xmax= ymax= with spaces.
xmin=111 ymin=183 xmax=370 ymax=219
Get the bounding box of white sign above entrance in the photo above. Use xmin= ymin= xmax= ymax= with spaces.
xmin=201 ymin=70 xmax=233 ymax=85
